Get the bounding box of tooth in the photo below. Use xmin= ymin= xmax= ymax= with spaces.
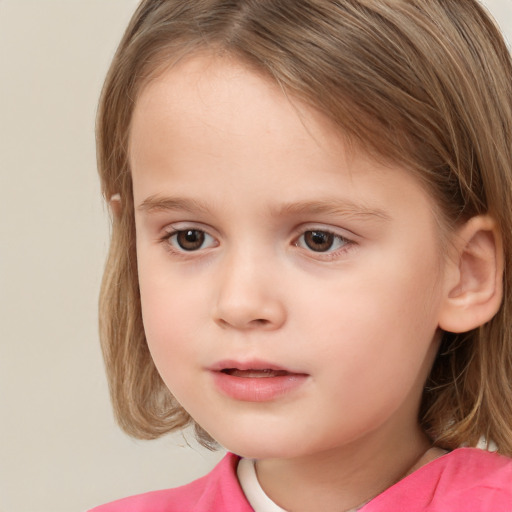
xmin=226 ymin=369 xmax=289 ymax=378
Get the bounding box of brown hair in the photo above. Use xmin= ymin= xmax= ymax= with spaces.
xmin=97 ymin=0 xmax=512 ymax=453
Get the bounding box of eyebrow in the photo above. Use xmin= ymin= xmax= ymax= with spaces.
xmin=276 ymin=199 xmax=391 ymax=221
xmin=138 ymin=195 xmax=211 ymax=214
xmin=138 ymin=194 xmax=390 ymax=221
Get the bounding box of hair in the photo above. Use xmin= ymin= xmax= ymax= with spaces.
xmin=96 ymin=0 xmax=512 ymax=454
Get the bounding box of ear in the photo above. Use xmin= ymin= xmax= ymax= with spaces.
xmin=109 ymin=193 xmax=122 ymax=218
xmin=439 ymin=215 xmax=503 ymax=333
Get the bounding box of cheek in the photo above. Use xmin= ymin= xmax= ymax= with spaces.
xmin=139 ymin=287 xmax=204 ymax=405
xmin=302 ymin=244 xmax=444 ymax=381
xmin=137 ymin=233 xmax=199 ymax=329
xmin=140 ymin=278 xmax=200 ymax=348
xmin=136 ymin=249 xmax=203 ymax=374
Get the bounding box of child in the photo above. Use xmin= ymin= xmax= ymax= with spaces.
xmin=90 ymin=0 xmax=512 ymax=510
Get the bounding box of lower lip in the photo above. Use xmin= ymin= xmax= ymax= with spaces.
xmin=211 ymin=371 xmax=308 ymax=402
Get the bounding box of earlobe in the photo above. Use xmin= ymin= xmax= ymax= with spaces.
xmin=439 ymin=215 xmax=503 ymax=333
xmin=109 ymin=193 xmax=122 ymax=217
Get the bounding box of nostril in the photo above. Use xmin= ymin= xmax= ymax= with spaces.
xmin=215 ymin=317 xmax=271 ymax=329
xmin=252 ymin=319 xmax=269 ymax=325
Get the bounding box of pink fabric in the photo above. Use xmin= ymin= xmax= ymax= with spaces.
xmin=362 ymin=447 xmax=512 ymax=511
xmin=88 ymin=453 xmax=252 ymax=512
xmin=89 ymin=448 xmax=512 ymax=512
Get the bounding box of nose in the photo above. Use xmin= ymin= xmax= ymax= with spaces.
xmin=213 ymin=249 xmax=286 ymax=331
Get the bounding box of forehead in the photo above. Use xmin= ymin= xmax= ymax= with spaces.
xmin=129 ymin=53 xmax=371 ymax=188
xmin=129 ymin=52 xmax=346 ymax=162
xmin=128 ymin=53 xmax=437 ymax=231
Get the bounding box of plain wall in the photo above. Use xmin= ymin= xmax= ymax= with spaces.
xmin=1 ymin=1 xmax=511 ymax=511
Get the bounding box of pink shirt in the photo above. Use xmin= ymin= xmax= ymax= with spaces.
xmin=89 ymin=448 xmax=512 ymax=511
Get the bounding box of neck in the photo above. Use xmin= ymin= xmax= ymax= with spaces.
xmin=255 ymin=425 xmax=432 ymax=512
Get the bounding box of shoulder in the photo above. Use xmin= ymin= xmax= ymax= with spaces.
xmin=365 ymin=448 xmax=512 ymax=512
xmin=433 ymin=446 xmax=512 ymax=479
xmin=431 ymin=447 xmax=512 ymax=501
xmin=87 ymin=452 xmax=253 ymax=512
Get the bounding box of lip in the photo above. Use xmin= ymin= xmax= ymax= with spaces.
xmin=209 ymin=359 xmax=309 ymax=402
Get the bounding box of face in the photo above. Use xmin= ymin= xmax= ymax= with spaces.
xmin=130 ymin=54 xmax=449 ymax=461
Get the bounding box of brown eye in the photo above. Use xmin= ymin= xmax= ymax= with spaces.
xmin=303 ymin=231 xmax=335 ymax=252
xmin=296 ymin=230 xmax=350 ymax=254
xmin=174 ymin=229 xmax=206 ymax=251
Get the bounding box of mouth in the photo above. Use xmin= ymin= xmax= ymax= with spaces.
xmin=220 ymin=368 xmax=293 ymax=378
xmin=210 ymin=361 xmax=308 ymax=402
xmin=210 ymin=359 xmax=306 ymax=377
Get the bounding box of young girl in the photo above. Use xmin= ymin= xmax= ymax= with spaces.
xmin=90 ymin=0 xmax=512 ymax=510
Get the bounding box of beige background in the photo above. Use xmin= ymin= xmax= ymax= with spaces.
xmin=1 ymin=1 xmax=511 ymax=511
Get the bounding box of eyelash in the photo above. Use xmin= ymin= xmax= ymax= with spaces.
xmin=159 ymin=228 xmax=218 ymax=254
xmin=294 ymin=229 xmax=354 ymax=258
xmin=159 ymin=226 xmax=356 ymax=259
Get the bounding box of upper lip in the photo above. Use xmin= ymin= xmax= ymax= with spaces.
xmin=209 ymin=359 xmax=305 ymax=374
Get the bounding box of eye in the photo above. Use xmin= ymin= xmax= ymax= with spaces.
xmin=167 ymin=229 xmax=216 ymax=252
xmin=296 ymin=230 xmax=349 ymax=253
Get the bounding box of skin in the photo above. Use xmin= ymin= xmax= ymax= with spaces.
xmin=129 ymin=54 xmax=455 ymax=511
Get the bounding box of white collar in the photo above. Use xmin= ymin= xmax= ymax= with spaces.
xmin=237 ymin=458 xmax=368 ymax=512
xmin=237 ymin=458 xmax=288 ymax=512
